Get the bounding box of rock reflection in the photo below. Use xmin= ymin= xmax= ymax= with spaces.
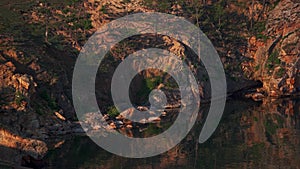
xmin=198 ymin=98 xmax=300 ymax=169
xmin=1 ymin=98 xmax=299 ymax=168
xmin=42 ymin=98 xmax=300 ymax=169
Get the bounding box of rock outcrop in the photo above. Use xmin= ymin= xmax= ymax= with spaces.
xmin=0 ymin=0 xmax=299 ymax=165
xmin=243 ymin=0 xmax=300 ymax=97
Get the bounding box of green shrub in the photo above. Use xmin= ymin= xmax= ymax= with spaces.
xmin=74 ymin=19 xmax=92 ymax=30
xmin=40 ymin=90 xmax=58 ymax=110
xmin=35 ymin=103 xmax=44 ymax=115
xmin=275 ymin=67 xmax=285 ymax=77
xmin=83 ymin=19 xmax=92 ymax=30
xmin=100 ymin=5 xmax=108 ymax=14
xmin=256 ymin=33 xmax=269 ymax=42
xmin=15 ymin=91 xmax=25 ymax=106
xmin=145 ymin=77 xmax=162 ymax=90
xmin=267 ymin=49 xmax=280 ymax=70
xmin=142 ymin=0 xmax=171 ymax=12
xmin=255 ymin=65 xmax=260 ymax=71
xmin=144 ymin=124 xmax=163 ymax=136
xmin=107 ymin=106 xmax=119 ymax=117
xmin=137 ymin=76 xmax=163 ymax=100
xmin=251 ymin=21 xmax=266 ymax=34
xmin=67 ymin=0 xmax=80 ymax=5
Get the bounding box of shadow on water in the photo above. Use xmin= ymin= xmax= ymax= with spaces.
xmin=43 ymin=98 xmax=300 ymax=169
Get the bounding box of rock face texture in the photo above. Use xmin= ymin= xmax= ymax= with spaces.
xmin=244 ymin=0 xmax=300 ymax=97
xmin=0 ymin=128 xmax=47 ymax=158
xmin=0 ymin=0 xmax=299 ymax=163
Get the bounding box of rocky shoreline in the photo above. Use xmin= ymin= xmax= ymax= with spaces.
xmin=0 ymin=0 xmax=299 ymax=168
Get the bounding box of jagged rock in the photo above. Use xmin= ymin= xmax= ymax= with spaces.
xmin=54 ymin=111 xmax=66 ymax=121
xmin=109 ymin=122 xmax=117 ymax=129
xmin=137 ymin=106 xmax=149 ymax=111
xmin=245 ymin=92 xmax=265 ymax=101
xmin=147 ymin=117 xmax=161 ymax=122
xmin=244 ymin=0 xmax=300 ymax=97
xmin=126 ymin=124 xmax=133 ymax=129
xmin=10 ymin=74 xmax=37 ymax=97
xmin=0 ymin=129 xmax=48 ymax=159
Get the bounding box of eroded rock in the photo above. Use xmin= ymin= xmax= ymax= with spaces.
xmin=244 ymin=0 xmax=300 ymax=97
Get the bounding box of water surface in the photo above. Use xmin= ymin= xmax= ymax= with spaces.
xmin=45 ymin=98 xmax=300 ymax=169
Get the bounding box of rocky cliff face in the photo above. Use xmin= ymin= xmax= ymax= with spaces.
xmin=0 ymin=0 xmax=299 ymax=163
xmin=243 ymin=0 xmax=300 ymax=97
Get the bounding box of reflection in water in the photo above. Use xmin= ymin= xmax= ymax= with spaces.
xmin=44 ymin=98 xmax=300 ymax=169
xmin=0 ymin=98 xmax=299 ymax=168
xmin=198 ymin=98 xmax=300 ymax=169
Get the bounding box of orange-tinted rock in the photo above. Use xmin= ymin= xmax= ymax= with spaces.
xmin=10 ymin=74 xmax=36 ymax=97
xmin=244 ymin=0 xmax=300 ymax=97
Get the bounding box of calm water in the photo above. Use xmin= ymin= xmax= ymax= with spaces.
xmin=44 ymin=98 xmax=300 ymax=169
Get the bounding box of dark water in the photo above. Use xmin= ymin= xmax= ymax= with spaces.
xmin=45 ymin=99 xmax=300 ymax=169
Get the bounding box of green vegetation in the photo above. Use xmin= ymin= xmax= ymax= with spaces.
xmin=145 ymin=77 xmax=163 ymax=90
xmin=275 ymin=67 xmax=286 ymax=77
xmin=27 ymin=23 xmax=45 ymax=38
xmin=198 ymin=1 xmax=227 ymax=31
xmin=14 ymin=91 xmax=25 ymax=106
xmin=100 ymin=5 xmax=108 ymax=14
xmin=212 ymin=3 xmax=226 ymax=27
xmin=34 ymin=103 xmax=45 ymax=115
xmin=48 ymin=34 xmax=65 ymax=50
xmin=73 ymin=18 xmax=93 ymax=30
xmin=135 ymin=74 xmax=178 ymax=105
xmin=68 ymin=0 xmax=80 ymax=5
xmin=271 ymin=0 xmax=281 ymax=10
xmin=143 ymin=123 xmax=163 ymax=136
xmin=202 ymin=74 xmax=209 ymax=82
xmin=247 ymin=143 xmax=265 ymax=159
xmin=267 ymin=49 xmax=280 ymax=71
xmin=253 ymin=116 xmax=258 ymax=122
xmin=265 ymin=119 xmax=278 ymax=135
xmin=255 ymin=65 xmax=260 ymax=71
xmin=83 ymin=19 xmax=93 ymax=30
xmin=251 ymin=21 xmax=269 ymax=41
xmin=137 ymin=76 xmax=163 ymax=100
xmin=142 ymin=0 xmax=172 ymax=12
xmin=136 ymin=84 xmax=152 ymax=103
xmin=40 ymin=90 xmax=58 ymax=110
xmin=251 ymin=21 xmax=266 ymax=34
xmin=264 ymin=114 xmax=283 ymax=136
xmin=107 ymin=106 xmax=119 ymax=118
xmin=256 ymin=33 xmax=269 ymax=42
